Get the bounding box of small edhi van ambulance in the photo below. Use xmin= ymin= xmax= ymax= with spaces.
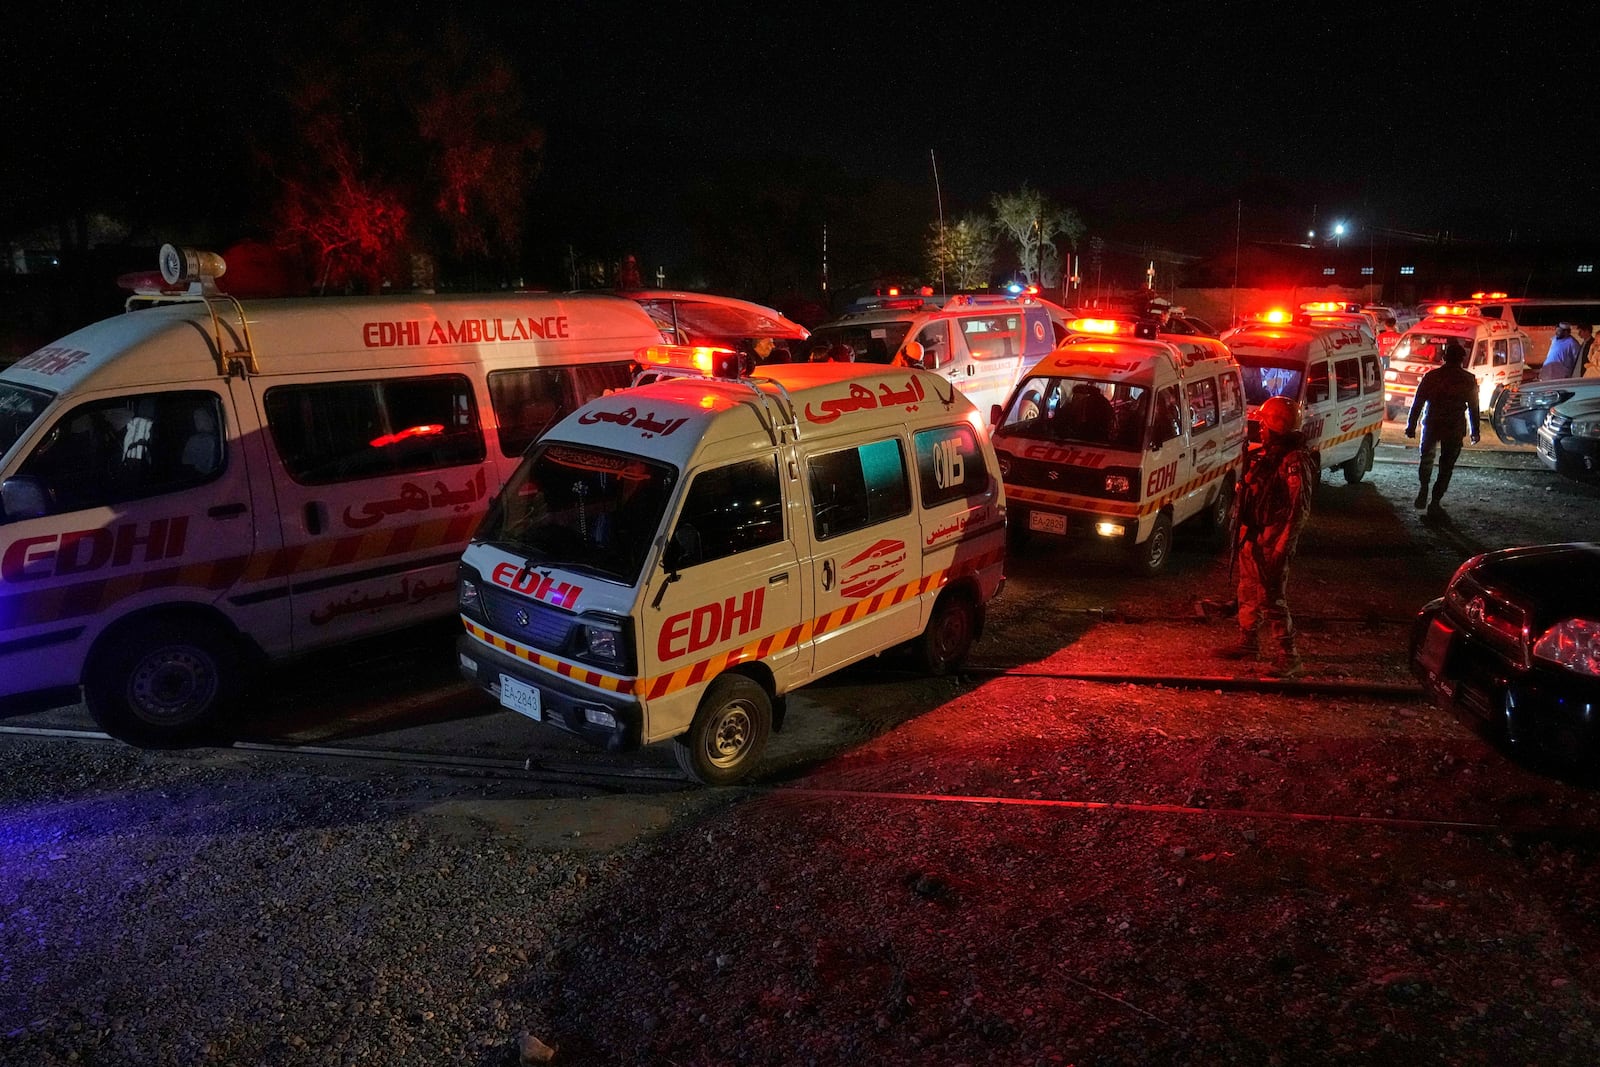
xmin=0 ymin=246 xmax=666 ymax=744
xmin=803 ymin=292 xmax=1057 ymax=419
xmin=1382 ymin=304 xmax=1531 ymax=420
xmin=455 ymin=361 xmax=1007 ymax=784
xmin=1226 ymin=321 xmax=1385 ymax=483
xmin=990 ymin=325 xmax=1247 ymax=575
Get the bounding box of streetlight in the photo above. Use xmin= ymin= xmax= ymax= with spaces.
xmin=1334 ymin=222 xmax=1347 ymax=248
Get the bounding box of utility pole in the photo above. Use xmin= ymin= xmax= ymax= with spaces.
xmin=930 ymin=149 xmax=946 ymax=296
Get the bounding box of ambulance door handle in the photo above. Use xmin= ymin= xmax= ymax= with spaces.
xmin=768 ymin=571 xmax=789 ymax=586
xmin=207 ymin=503 xmax=247 ymax=519
xmin=821 ymin=559 xmax=836 ymax=591
xmin=303 ymin=502 xmax=327 ymax=536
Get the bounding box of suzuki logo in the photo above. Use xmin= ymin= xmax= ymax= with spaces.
xmin=515 ymin=609 xmax=530 ymax=628
xmin=1047 ymin=470 xmax=1060 ymax=482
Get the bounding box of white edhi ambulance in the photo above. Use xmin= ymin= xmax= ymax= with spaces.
xmin=990 ymin=323 xmax=1248 ymax=575
xmin=455 ymin=360 xmax=1007 ymax=784
xmin=1383 ymin=303 xmax=1532 ymax=420
xmin=0 ymin=246 xmax=666 ymax=744
xmin=1226 ymin=321 xmax=1385 ymax=483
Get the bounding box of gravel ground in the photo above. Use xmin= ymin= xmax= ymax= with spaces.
xmin=3 ymin=436 xmax=1599 ymax=1066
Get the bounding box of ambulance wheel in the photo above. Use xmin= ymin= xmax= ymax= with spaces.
xmin=673 ymin=674 xmax=772 ymax=786
xmin=1202 ymin=476 xmax=1235 ymax=546
xmin=917 ymin=591 xmax=978 ymax=675
xmin=83 ymin=618 xmax=238 ymax=746
xmin=1342 ymin=436 xmax=1374 ymax=485
xmin=1128 ymin=512 xmax=1173 ymax=576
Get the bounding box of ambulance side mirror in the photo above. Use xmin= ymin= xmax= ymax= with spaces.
xmin=0 ymin=476 xmax=48 ymax=521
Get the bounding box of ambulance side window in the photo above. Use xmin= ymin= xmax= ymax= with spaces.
xmin=1492 ymin=341 xmax=1509 ymax=366
xmin=1360 ymin=354 xmax=1382 ymax=394
xmin=264 ymin=375 xmax=485 ymax=485
xmin=1186 ymin=379 xmax=1219 ymax=432
xmin=915 ymin=322 xmax=952 ymax=369
xmin=807 ymin=438 xmax=911 ymax=540
xmin=669 ymin=456 xmax=784 ymax=567
xmin=13 ymin=391 xmax=225 ymax=516
xmin=488 ymin=368 xmax=572 ymax=458
xmin=488 ymin=362 xmax=634 ymax=458
xmin=913 ymin=424 xmax=991 ymax=506
xmin=1472 ymin=341 xmax=1489 ymax=368
xmin=1307 ymin=362 xmax=1331 ymax=404
xmin=960 ymin=315 xmax=1021 ymax=362
xmin=1150 ymin=386 xmax=1183 ymax=447
xmin=1218 ymin=372 xmax=1245 ymax=422
xmin=1334 ymin=358 xmax=1361 ymax=401
xmin=1510 ymin=338 xmax=1525 ymax=365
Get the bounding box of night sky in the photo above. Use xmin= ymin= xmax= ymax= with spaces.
xmin=4 ymin=2 xmax=1595 ymax=283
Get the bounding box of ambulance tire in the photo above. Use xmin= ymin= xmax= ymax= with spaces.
xmin=1128 ymin=512 xmax=1173 ymax=577
xmin=917 ymin=591 xmax=978 ymax=676
xmin=83 ymin=617 xmax=239 ymax=747
xmin=673 ymin=674 xmax=772 ymax=786
xmin=1342 ymin=436 xmax=1374 ymax=485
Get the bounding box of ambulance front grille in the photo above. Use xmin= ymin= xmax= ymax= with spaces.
xmin=480 ymin=589 xmax=575 ymax=652
xmin=1001 ymin=457 xmax=1141 ymax=501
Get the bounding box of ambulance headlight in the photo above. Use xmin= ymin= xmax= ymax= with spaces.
xmin=1095 ymin=521 xmax=1126 ymax=538
xmin=457 ymin=571 xmax=485 ymax=620
xmin=1104 ymin=474 xmax=1130 ymax=494
xmin=576 ymin=613 xmax=633 ymax=671
xmin=1384 ymin=369 xmax=1398 ymax=381
xmin=1572 ymin=417 xmax=1600 ymax=439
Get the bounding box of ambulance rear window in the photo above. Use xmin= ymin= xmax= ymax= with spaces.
xmin=0 ymin=382 xmax=52 ymax=460
xmin=805 ymin=323 xmax=912 ymax=365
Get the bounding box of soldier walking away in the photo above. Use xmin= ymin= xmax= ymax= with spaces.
xmin=1404 ymin=339 xmax=1479 ymax=513
xmin=1217 ymin=396 xmax=1318 ymax=678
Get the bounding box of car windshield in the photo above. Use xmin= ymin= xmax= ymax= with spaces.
xmin=1234 ymin=359 xmax=1306 ymax=406
xmin=1392 ymin=334 xmax=1463 ymax=367
xmin=476 ymin=442 xmax=677 ymax=586
xmin=0 ymin=382 xmax=53 ymax=461
xmin=803 ymin=323 xmax=911 ymax=364
xmin=994 ymin=375 xmax=1149 ymax=450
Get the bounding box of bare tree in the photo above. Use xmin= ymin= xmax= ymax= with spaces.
xmin=991 ymin=186 xmax=1085 ymax=287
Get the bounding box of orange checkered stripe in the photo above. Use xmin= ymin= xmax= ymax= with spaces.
xmin=1313 ymin=418 xmax=1382 ymax=455
xmin=463 ymin=543 xmax=1007 ymax=703
xmin=1007 ymin=456 xmax=1240 ymax=521
xmin=1 ymin=513 xmax=479 ymax=630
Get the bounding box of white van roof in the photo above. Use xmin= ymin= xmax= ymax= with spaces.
xmin=2 ymin=292 xmax=664 ymax=395
xmin=546 ymin=363 xmax=968 ymax=469
xmin=1226 ymin=323 xmax=1373 ymax=362
xmin=1024 ymin=337 xmax=1231 ymax=384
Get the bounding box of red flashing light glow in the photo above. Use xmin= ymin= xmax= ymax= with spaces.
xmin=1299 ymin=301 xmax=1343 ymax=313
xmin=1428 ymin=304 xmax=1475 ymax=317
xmin=1259 ymin=309 xmax=1292 ymax=324
xmin=370 ymin=424 xmax=443 ymax=448
xmin=638 ymin=344 xmax=737 ymax=375
xmin=887 ymin=287 xmax=901 ymax=296
xmin=1068 ymin=318 xmax=1130 ymax=335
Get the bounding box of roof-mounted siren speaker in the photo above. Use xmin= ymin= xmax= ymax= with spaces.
xmin=158 ymin=244 xmax=227 ymax=294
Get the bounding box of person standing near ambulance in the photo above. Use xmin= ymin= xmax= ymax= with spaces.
xmin=1218 ymin=396 xmax=1317 ymax=678
xmin=1404 ymin=339 xmax=1479 ymax=513
xmin=1541 ymin=322 xmax=1580 ymax=380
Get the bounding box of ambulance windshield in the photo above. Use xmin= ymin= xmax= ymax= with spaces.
xmin=1390 ymin=335 xmax=1459 ymax=367
xmin=477 ymin=443 xmax=677 ymax=585
xmin=1234 ymin=359 xmax=1305 ymax=406
xmin=0 ymin=382 xmax=53 ymax=461
xmin=803 ymin=323 xmax=912 ymax=364
xmin=993 ymin=375 xmax=1148 ymax=451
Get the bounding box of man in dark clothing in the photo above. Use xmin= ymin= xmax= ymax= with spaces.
xmin=1217 ymin=396 xmax=1318 ymax=678
xmin=1404 ymin=339 xmax=1479 ymax=512
xmin=1575 ymin=323 xmax=1594 ymax=378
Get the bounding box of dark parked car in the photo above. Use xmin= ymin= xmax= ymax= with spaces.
xmin=1535 ymin=396 xmax=1600 ymax=482
xmin=1412 ymin=543 xmax=1600 ymax=763
xmin=1489 ymin=377 xmax=1600 ymax=445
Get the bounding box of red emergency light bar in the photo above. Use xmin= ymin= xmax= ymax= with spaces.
xmin=1428 ymin=304 xmax=1478 ymax=317
xmin=1256 ymin=309 xmax=1293 ymax=324
xmin=1470 ymin=291 xmax=1509 ymax=300
xmin=638 ymin=344 xmax=741 ymax=377
xmin=1299 ymin=301 xmax=1359 ymax=313
xmin=1068 ymin=317 xmax=1132 ymax=335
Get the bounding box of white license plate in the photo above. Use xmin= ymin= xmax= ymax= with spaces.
xmin=499 ymin=675 xmax=543 ymax=721
xmin=1028 ymin=511 xmax=1068 ymax=535
xmin=1417 ymin=618 xmax=1454 ymax=677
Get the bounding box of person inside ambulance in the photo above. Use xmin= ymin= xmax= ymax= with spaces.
xmin=1061 ymin=382 xmax=1115 ymax=444
xmin=1217 ymin=395 xmax=1317 ymax=678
